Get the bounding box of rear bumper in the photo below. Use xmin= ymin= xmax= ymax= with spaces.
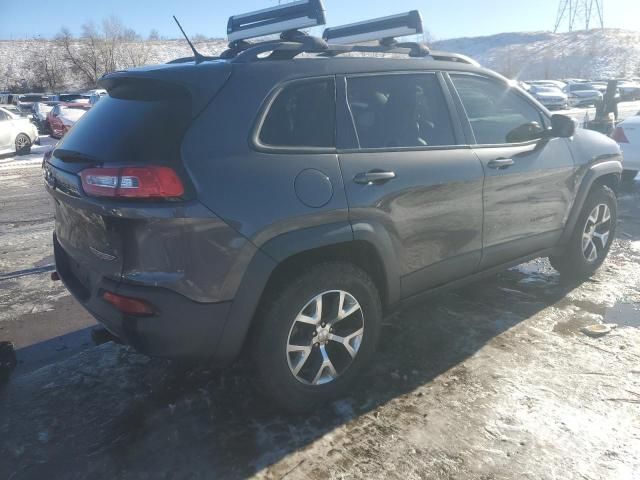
xmin=54 ymin=234 xmax=233 ymax=361
xmin=618 ymin=144 xmax=640 ymax=171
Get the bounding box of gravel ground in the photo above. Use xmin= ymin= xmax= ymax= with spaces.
xmin=1 ymin=133 xmax=640 ymax=479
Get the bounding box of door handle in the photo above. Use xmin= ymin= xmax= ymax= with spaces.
xmin=487 ymin=158 xmax=515 ymax=169
xmin=353 ymin=170 xmax=397 ymax=185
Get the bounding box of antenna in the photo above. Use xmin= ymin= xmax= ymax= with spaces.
xmin=173 ymin=15 xmax=206 ymax=63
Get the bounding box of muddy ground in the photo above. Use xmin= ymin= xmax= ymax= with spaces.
xmin=1 ymin=136 xmax=640 ymax=479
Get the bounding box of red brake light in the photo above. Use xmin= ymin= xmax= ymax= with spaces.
xmin=102 ymin=291 xmax=155 ymax=316
xmin=611 ymin=126 xmax=629 ymax=144
xmin=79 ymin=166 xmax=184 ymax=198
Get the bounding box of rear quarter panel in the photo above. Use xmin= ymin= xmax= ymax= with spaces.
xmin=181 ymin=62 xmax=350 ymax=252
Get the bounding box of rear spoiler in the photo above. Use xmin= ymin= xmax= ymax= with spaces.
xmin=99 ymin=61 xmax=232 ymax=117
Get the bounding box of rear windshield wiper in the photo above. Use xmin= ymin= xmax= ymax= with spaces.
xmin=53 ymin=148 xmax=101 ymax=163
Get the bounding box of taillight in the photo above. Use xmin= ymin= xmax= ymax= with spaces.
xmin=102 ymin=291 xmax=155 ymax=316
xmin=79 ymin=166 xmax=184 ymax=198
xmin=611 ymin=126 xmax=629 ymax=144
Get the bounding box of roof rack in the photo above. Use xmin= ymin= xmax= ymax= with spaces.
xmin=169 ymin=6 xmax=478 ymax=66
xmin=322 ymin=11 xmax=423 ymax=45
xmin=226 ymin=0 xmax=325 ymax=42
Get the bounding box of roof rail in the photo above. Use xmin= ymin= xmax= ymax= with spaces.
xmin=429 ymin=51 xmax=479 ymax=66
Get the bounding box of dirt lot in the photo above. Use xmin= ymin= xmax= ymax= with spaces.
xmin=1 ymin=134 xmax=640 ymax=479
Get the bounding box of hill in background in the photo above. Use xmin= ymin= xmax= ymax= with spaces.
xmin=1 ymin=28 xmax=639 ymax=91
xmin=432 ymin=28 xmax=640 ymax=80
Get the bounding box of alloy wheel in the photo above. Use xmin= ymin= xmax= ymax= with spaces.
xmin=16 ymin=134 xmax=29 ymax=150
xmin=286 ymin=290 xmax=364 ymax=385
xmin=582 ymin=203 xmax=612 ymax=263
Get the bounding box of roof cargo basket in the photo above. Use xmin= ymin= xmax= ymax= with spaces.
xmin=227 ymin=0 xmax=326 ymax=43
xmin=322 ymin=10 xmax=423 ymax=45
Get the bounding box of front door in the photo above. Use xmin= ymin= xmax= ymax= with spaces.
xmin=337 ymin=72 xmax=485 ymax=298
xmin=0 ymin=110 xmax=12 ymax=150
xmin=448 ymin=73 xmax=577 ymax=269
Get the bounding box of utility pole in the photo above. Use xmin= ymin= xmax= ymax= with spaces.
xmin=554 ymin=0 xmax=604 ymax=32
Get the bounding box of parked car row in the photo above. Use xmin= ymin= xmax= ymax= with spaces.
xmin=0 ymin=89 xmax=106 ymax=153
xmin=521 ymin=78 xmax=640 ymax=110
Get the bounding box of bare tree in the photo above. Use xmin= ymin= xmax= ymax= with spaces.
xmin=55 ymin=17 xmax=149 ymax=88
xmin=30 ymin=41 xmax=66 ymax=91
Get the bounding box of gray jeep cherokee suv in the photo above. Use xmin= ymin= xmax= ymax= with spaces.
xmin=44 ymin=5 xmax=623 ymax=410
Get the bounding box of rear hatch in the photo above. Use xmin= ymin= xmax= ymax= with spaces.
xmin=45 ymin=60 xmax=231 ymax=285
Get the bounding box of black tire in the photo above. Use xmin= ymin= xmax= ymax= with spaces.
xmin=622 ymin=170 xmax=638 ymax=183
xmin=251 ymin=262 xmax=382 ymax=412
xmin=550 ymin=184 xmax=616 ymax=279
xmin=15 ymin=133 xmax=31 ymax=155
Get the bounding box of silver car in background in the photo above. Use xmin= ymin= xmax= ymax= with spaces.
xmin=564 ymin=83 xmax=603 ymax=107
xmin=0 ymin=106 xmax=39 ymax=155
xmin=528 ymin=84 xmax=568 ymax=110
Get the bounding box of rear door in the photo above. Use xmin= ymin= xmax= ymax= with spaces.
xmin=447 ymin=73 xmax=576 ymax=269
xmin=337 ymin=72 xmax=484 ymax=298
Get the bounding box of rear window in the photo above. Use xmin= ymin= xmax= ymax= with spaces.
xmin=258 ymin=78 xmax=336 ymax=149
xmin=56 ymin=94 xmax=190 ymax=164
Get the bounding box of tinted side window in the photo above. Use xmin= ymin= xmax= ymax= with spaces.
xmin=259 ymin=78 xmax=335 ymax=148
xmin=346 ymin=73 xmax=456 ymax=149
xmin=451 ymin=74 xmax=545 ymax=145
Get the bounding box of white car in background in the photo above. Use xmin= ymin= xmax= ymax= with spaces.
xmin=611 ymin=113 xmax=640 ymax=182
xmin=0 ymin=106 xmax=39 ymax=155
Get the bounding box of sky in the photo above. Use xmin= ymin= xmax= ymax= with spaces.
xmin=0 ymin=0 xmax=639 ymax=41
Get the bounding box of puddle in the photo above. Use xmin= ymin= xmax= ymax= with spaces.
xmin=553 ymin=315 xmax=596 ymax=335
xmin=603 ymin=303 xmax=640 ymax=328
xmin=553 ymin=298 xmax=640 ymax=335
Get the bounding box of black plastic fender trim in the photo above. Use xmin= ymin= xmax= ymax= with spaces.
xmin=560 ymin=158 xmax=622 ymax=245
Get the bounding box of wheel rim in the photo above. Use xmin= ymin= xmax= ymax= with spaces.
xmin=582 ymin=203 xmax=612 ymax=263
xmin=286 ymin=290 xmax=364 ymax=385
xmin=16 ymin=135 xmax=29 ymax=149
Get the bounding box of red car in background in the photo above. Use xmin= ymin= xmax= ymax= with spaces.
xmin=46 ymin=103 xmax=90 ymax=138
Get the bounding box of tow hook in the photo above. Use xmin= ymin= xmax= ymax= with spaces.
xmin=51 ymin=271 xmax=60 ymax=281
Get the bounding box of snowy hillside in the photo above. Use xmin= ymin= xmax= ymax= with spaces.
xmin=1 ymin=28 xmax=639 ymax=91
xmin=431 ymin=28 xmax=640 ymax=80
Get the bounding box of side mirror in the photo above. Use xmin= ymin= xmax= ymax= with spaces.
xmin=549 ymin=114 xmax=576 ymax=138
xmin=506 ymin=121 xmax=545 ymax=143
